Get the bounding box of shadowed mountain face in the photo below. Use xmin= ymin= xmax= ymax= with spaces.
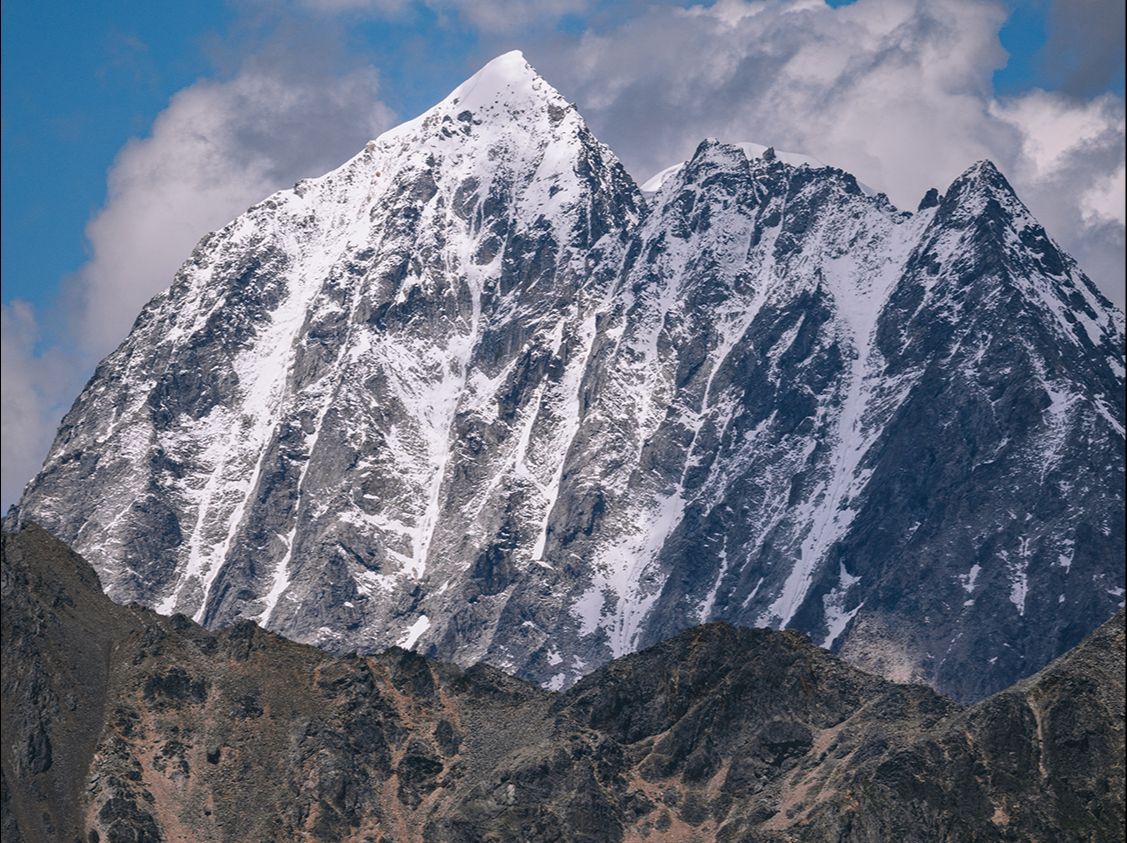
xmin=12 ymin=51 xmax=1126 ymax=702
xmin=3 ymin=525 xmax=1124 ymax=842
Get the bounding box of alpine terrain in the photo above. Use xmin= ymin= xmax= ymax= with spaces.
xmin=4 ymin=525 xmax=1124 ymax=842
xmin=12 ymin=51 xmax=1126 ymax=702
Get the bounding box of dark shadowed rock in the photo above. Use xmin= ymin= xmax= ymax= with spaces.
xmin=3 ymin=525 xmax=1123 ymax=841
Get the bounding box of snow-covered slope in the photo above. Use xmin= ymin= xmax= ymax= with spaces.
xmin=640 ymin=141 xmax=827 ymax=193
xmin=16 ymin=53 xmax=1126 ymax=701
xmin=19 ymin=51 xmax=641 ymax=653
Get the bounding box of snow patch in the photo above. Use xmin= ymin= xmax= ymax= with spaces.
xmin=397 ymin=615 xmax=431 ymax=649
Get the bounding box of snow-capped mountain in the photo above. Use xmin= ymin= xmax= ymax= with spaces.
xmin=16 ymin=51 xmax=1125 ymax=701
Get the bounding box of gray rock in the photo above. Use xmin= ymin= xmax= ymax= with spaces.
xmin=3 ymin=525 xmax=1124 ymax=842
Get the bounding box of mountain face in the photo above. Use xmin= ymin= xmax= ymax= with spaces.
xmin=4 ymin=525 xmax=1124 ymax=843
xmin=14 ymin=51 xmax=1126 ymax=702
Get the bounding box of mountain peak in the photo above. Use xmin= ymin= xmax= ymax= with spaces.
xmin=639 ymin=139 xmax=873 ymax=195
xmin=925 ymin=157 xmax=1037 ymax=234
xmin=447 ymin=49 xmax=561 ymax=113
xmin=944 ymin=158 xmax=1019 ymax=203
xmin=457 ymin=50 xmax=532 ymax=88
xmin=960 ymin=158 xmax=1005 ymax=180
xmin=375 ymin=49 xmax=571 ymax=151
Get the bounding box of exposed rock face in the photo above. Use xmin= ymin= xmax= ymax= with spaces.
xmin=3 ymin=525 xmax=1124 ymax=842
xmin=13 ymin=51 xmax=1126 ymax=701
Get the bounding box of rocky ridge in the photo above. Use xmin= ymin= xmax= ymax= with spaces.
xmin=3 ymin=524 xmax=1125 ymax=842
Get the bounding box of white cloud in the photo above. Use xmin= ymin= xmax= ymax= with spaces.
xmin=2 ymin=51 xmax=396 ymax=508
xmin=299 ymin=0 xmax=411 ymax=14
xmin=299 ymin=0 xmax=589 ymax=31
xmin=0 ymin=302 xmax=74 ymax=508
xmin=993 ymin=90 xmax=1126 ymax=228
xmin=1082 ymin=164 xmax=1126 ymax=227
xmin=74 ymin=62 xmax=394 ymax=355
xmin=535 ymin=0 xmax=1012 ymax=195
xmin=993 ymin=90 xmax=1124 ymax=179
xmin=988 ymin=89 xmax=1125 ymax=296
xmin=443 ymin=0 xmax=589 ymax=32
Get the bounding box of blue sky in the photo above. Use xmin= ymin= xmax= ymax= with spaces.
xmin=2 ymin=0 xmax=1124 ymax=505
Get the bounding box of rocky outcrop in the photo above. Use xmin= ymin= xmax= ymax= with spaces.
xmin=13 ymin=52 xmax=1126 ymax=702
xmin=3 ymin=525 xmax=1124 ymax=842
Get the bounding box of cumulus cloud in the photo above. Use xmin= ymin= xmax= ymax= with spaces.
xmin=989 ymin=88 xmax=1125 ymax=291
xmin=520 ymin=0 xmax=1124 ymax=306
xmin=1 ymin=40 xmax=396 ymax=508
xmin=439 ymin=0 xmax=589 ymax=32
xmin=298 ymin=0 xmax=412 ymax=14
xmin=1082 ymin=164 xmax=1126 ymax=227
xmin=0 ymin=302 xmax=74 ymax=507
xmin=532 ymin=0 xmax=1012 ymax=189
xmin=992 ymin=89 xmax=1126 ymax=224
xmin=74 ymin=59 xmax=394 ymax=354
xmin=298 ymin=0 xmax=590 ymax=32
